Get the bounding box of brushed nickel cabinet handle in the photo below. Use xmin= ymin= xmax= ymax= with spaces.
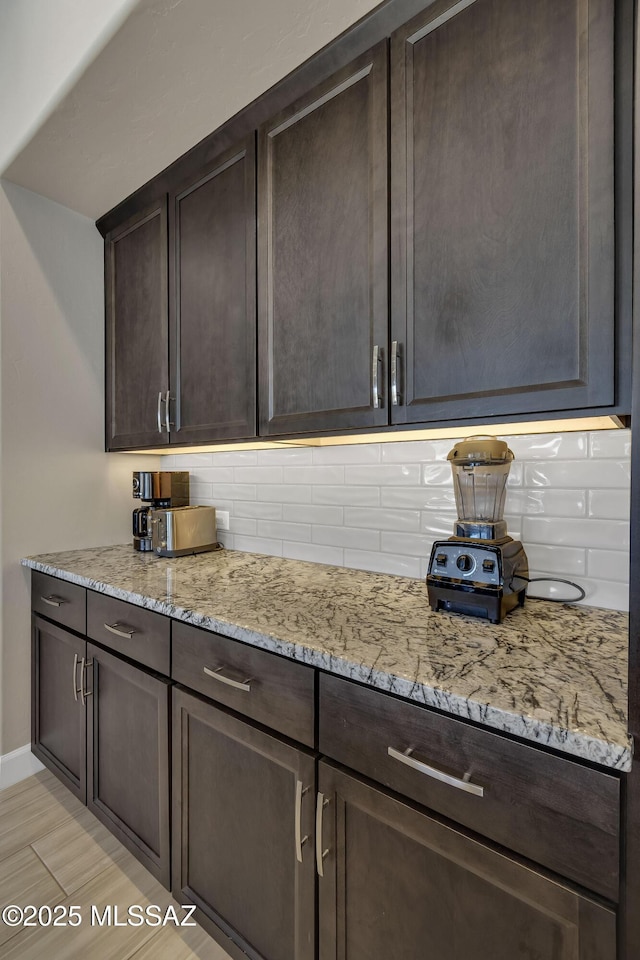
xmin=164 ymin=390 xmax=172 ymax=432
xmin=72 ymin=653 xmax=79 ymax=703
xmin=391 ymin=340 xmax=400 ymax=406
xmin=104 ymin=622 xmax=137 ymax=639
xmin=41 ymin=595 xmax=66 ymax=607
xmin=157 ymin=391 xmax=164 ymax=434
xmin=203 ymin=665 xmax=252 ymax=692
xmin=372 ymin=345 xmax=383 ymax=409
xmin=80 ymin=658 xmax=93 ymax=707
xmin=315 ymin=792 xmax=330 ymax=878
xmin=387 ymin=746 xmax=484 ymax=797
xmin=295 ymin=780 xmax=310 ymax=863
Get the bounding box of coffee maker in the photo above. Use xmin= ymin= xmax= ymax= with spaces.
xmin=426 ymin=437 xmax=528 ymax=623
xmin=132 ymin=471 xmax=190 ymax=551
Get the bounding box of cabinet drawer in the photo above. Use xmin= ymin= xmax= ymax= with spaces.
xmin=172 ymin=621 xmax=315 ymax=747
xmin=319 ymin=674 xmax=620 ymax=901
xmin=87 ymin=592 xmax=170 ymax=676
xmin=32 ymin=572 xmax=86 ymax=635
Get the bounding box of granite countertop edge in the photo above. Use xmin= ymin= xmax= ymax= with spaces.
xmin=23 ymin=553 xmax=633 ymax=773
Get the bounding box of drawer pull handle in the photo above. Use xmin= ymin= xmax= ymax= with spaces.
xmin=387 ymin=746 xmax=484 ymax=798
xmin=203 ymin=665 xmax=252 ymax=692
xmin=315 ymin=792 xmax=330 ymax=878
xmin=41 ymin=595 xmax=66 ymax=607
xmin=104 ymin=622 xmax=137 ymax=640
xmin=295 ymin=780 xmax=310 ymax=864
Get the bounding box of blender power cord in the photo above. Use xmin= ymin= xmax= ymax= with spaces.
xmin=510 ymin=575 xmax=586 ymax=604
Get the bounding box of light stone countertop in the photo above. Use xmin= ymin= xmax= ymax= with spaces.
xmin=22 ymin=543 xmax=632 ymax=771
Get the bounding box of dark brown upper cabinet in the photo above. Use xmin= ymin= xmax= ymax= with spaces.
xmin=169 ymin=137 xmax=257 ymax=444
xmin=390 ymin=0 xmax=615 ymax=424
xmin=258 ymin=43 xmax=389 ymax=436
xmin=105 ymin=198 xmax=169 ymax=450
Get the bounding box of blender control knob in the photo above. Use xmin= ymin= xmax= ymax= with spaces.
xmin=456 ymin=554 xmax=474 ymax=573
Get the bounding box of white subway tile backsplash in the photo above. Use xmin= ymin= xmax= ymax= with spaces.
xmin=165 ymin=428 xmax=631 ymax=610
xmin=588 ymin=429 xmax=631 ymax=459
xmin=343 ymin=549 xmax=422 ymax=579
xmin=381 ymin=439 xmax=451 ymax=463
xmin=588 ymin=489 xmax=631 ymax=520
xmin=587 ymin=549 xmax=629 ymax=582
xmin=380 ymin=487 xmax=433 ymax=510
xmin=348 ymin=464 xmax=420 ymax=485
xmin=506 ymin=432 xmax=587 ymax=460
xmin=287 ymin=465 xmax=345 ymax=484
xmin=344 ymin=507 xmax=421 ymax=532
xmin=420 ymin=513 xmax=458 ymax=538
xmin=211 ymin=483 xmax=257 ymax=501
xmin=506 ymin=488 xmax=587 ymax=517
xmin=313 ymin=525 xmax=380 ymax=551
xmin=257 ymin=447 xmax=313 ymax=465
xmin=193 ymin=466 xmax=235 ymax=483
xmin=233 ymin=535 xmax=283 ymax=556
xmin=233 ymin=502 xmax=283 ymax=520
xmin=422 ymin=463 xmax=451 ymax=486
xmin=522 ymin=516 xmax=629 ymax=551
xmin=312 ymin=444 xmax=381 ymax=465
xmin=262 ymin=484 xmax=312 ymax=503
xmin=527 ymin=570 xmax=628 ymax=612
xmin=233 ymin=466 xmax=284 ymax=484
xmin=381 ymin=531 xmax=434 ymax=557
xmin=229 ymin=517 xmax=258 ymax=536
xmin=283 ymin=503 xmax=343 ymax=525
xmin=313 ymin=485 xmax=380 ymax=506
xmin=524 ymin=544 xmax=586 ymax=576
xmin=257 ymin=520 xmax=312 ymax=542
xmin=204 ymin=450 xmax=258 ymax=466
xmin=525 ymin=460 xmax=630 ymax=489
xmin=283 ymin=541 xmax=344 ymax=566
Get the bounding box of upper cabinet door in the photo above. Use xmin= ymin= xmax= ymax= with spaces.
xmin=391 ymin=0 xmax=615 ymax=424
xmin=105 ymin=198 xmax=169 ymax=450
xmin=258 ymin=43 xmax=389 ymax=436
xmin=169 ymin=137 xmax=257 ymax=444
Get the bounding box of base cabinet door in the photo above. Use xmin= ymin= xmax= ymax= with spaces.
xmin=318 ymin=761 xmax=616 ymax=960
xmin=86 ymin=643 xmax=171 ymax=887
xmin=172 ymin=687 xmax=316 ymax=960
xmin=32 ymin=616 xmax=86 ymax=803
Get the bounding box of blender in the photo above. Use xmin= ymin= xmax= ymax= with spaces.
xmin=426 ymin=436 xmax=528 ymax=623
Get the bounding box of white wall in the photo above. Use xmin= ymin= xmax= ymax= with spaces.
xmin=164 ymin=428 xmax=631 ymax=612
xmin=0 ymin=181 xmax=158 ymax=754
xmin=0 ymin=0 xmax=139 ymax=173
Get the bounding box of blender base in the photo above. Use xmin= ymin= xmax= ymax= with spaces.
xmin=427 ymin=580 xmax=526 ymax=625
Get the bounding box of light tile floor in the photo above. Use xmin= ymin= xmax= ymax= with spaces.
xmin=0 ymin=770 xmax=232 ymax=959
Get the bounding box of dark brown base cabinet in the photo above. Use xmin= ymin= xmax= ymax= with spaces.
xmin=317 ymin=762 xmax=616 ymax=960
xmin=32 ymin=572 xmax=622 ymax=959
xmin=86 ymin=643 xmax=171 ymax=888
xmin=172 ymin=687 xmax=316 ymax=960
xmin=32 ymin=616 xmax=87 ymax=803
xmin=30 ymin=575 xmax=171 ymax=888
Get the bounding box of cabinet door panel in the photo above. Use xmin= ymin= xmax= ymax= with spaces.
xmin=259 ymin=43 xmax=388 ymax=435
xmin=318 ymin=761 xmax=616 ymax=960
xmin=391 ymin=0 xmax=614 ymax=422
xmin=87 ymin=643 xmax=170 ymax=887
xmin=106 ymin=198 xmax=169 ymax=450
xmin=32 ymin=617 xmax=86 ymax=802
xmin=173 ymin=687 xmax=316 ymax=960
xmin=170 ymin=138 xmax=256 ymax=443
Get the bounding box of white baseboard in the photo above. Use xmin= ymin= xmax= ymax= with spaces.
xmin=0 ymin=744 xmax=45 ymax=791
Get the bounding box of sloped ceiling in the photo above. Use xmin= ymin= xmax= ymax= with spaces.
xmin=3 ymin=0 xmax=381 ymax=220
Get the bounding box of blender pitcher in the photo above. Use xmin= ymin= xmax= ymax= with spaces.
xmin=447 ymin=436 xmax=514 ymax=541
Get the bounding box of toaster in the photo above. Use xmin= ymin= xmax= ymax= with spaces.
xmin=151 ymin=506 xmax=218 ymax=557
